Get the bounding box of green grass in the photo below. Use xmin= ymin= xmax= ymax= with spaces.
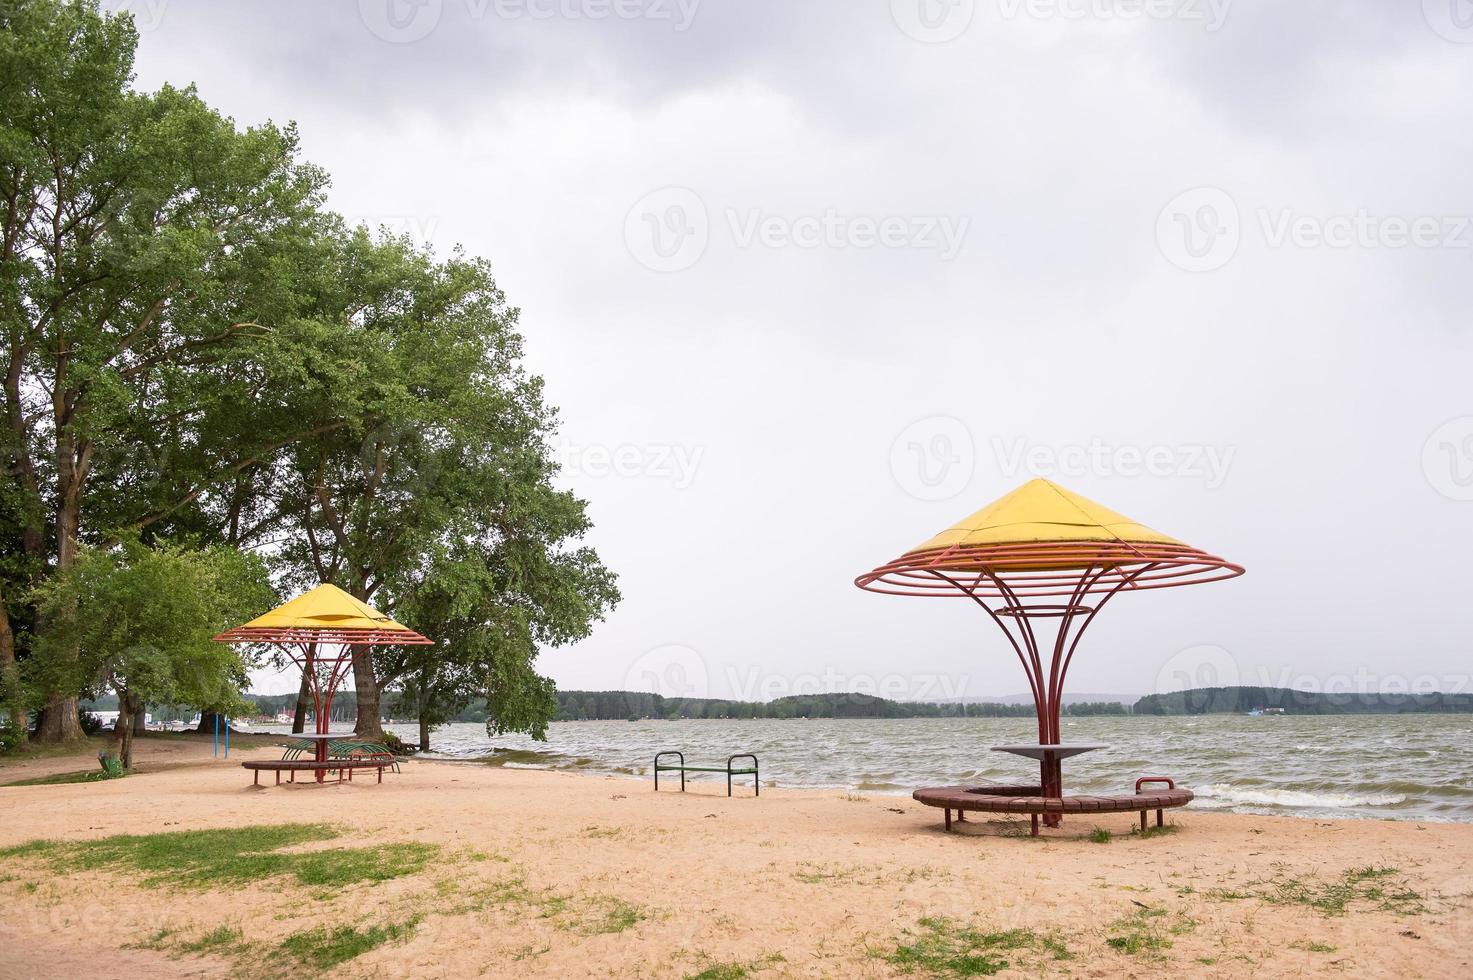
xmin=1289 ymin=940 xmax=1338 ymax=953
xmin=588 ymin=897 xmax=646 ymax=934
xmin=886 ymin=916 xmax=1070 ymax=977
xmin=687 ymin=966 xmax=750 ymax=980
xmin=1088 ymin=827 xmax=1112 ymax=844
xmin=0 ymin=823 xmax=438 ymax=890
xmin=278 ymin=916 xmax=421 ymax=969
xmin=1131 ymin=823 xmax=1181 ymax=839
xmin=1104 ymin=907 xmax=1196 ymax=957
xmin=1257 ymin=865 xmax=1427 ymax=917
xmin=4 ymin=768 xmax=126 ymax=786
xmin=177 ymin=925 xmax=245 ymax=954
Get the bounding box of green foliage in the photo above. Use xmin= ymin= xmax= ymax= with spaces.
xmin=279 ymin=917 xmax=422 ymax=969
xmin=0 ymin=823 xmax=437 ymax=889
xmin=2 ymin=0 xmax=618 ymax=747
xmin=31 ymin=539 xmax=274 ymax=720
xmin=0 ymin=722 xmax=27 ymax=754
xmin=1089 ymin=826 xmax=1112 ymax=843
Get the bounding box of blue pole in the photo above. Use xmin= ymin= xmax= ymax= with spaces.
xmin=213 ymin=713 xmax=219 ymax=757
xmin=224 ymin=717 xmax=229 ymax=758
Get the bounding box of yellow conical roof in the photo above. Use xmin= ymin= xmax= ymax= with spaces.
xmin=240 ymin=583 xmax=412 ymax=632
xmin=908 ymin=479 xmax=1183 ymax=553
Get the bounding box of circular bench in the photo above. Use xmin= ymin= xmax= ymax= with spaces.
xmin=913 ymin=778 xmax=1193 ymax=837
xmin=242 ymin=758 xmax=394 ymax=786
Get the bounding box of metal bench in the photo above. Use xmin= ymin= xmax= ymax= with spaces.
xmin=913 ymin=776 xmax=1192 ymax=837
xmin=242 ymin=758 xmax=393 ymax=786
xmin=654 ymin=751 xmax=759 ymax=797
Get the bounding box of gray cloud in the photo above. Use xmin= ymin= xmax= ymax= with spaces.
xmin=122 ymin=0 xmax=1473 ymax=699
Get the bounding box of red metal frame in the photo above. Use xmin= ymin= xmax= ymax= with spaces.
xmin=856 ymin=538 xmax=1243 ymax=827
xmin=213 ymin=625 xmax=431 ymax=782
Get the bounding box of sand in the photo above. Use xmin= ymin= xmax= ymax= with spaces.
xmin=1 ymin=736 xmax=1469 ymax=979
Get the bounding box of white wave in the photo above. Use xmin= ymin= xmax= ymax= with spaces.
xmin=1196 ymin=783 xmax=1405 ymax=809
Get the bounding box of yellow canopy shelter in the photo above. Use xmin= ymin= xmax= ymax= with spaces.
xmin=235 ymin=583 xmax=413 ymax=633
xmin=856 ymin=478 xmax=1243 ymax=828
xmin=907 ymin=478 xmax=1183 ymax=552
xmin=213 ymin=584 xmax=432 ymax=767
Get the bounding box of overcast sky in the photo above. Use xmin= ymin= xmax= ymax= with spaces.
xmin=123 ymin=0 xmax=1473 ymax=702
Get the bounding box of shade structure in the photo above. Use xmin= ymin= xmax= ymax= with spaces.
xmin=214 ymin=583 xmax=432 ymax=646
xmin=214 ymin=584 xmax=432 ymax=779
xmin=855 ymin=479 xmax=1244 ymax=825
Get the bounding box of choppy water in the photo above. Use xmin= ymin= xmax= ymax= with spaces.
xmin=264 ymin=714 xmax=1473 ymax=823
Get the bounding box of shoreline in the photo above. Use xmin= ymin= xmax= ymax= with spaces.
xmin=8 ymin=730 xmax=1472 ymax=826
xmin=2 ymin=738 xmax=1471 ymax=978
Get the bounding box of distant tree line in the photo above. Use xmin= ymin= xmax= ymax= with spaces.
xmin=547 ymin=691 xmax=1129 ymax=721
xmin=1135 ymin=686 xmax=1473 ymax=715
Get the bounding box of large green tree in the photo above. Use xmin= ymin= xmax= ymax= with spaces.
xmin=274 ymin=232 xmax=618 ymax=740
xmin=1 ymin=0 xmax=328 ymax=739
xmin=3 ymin=2 xmax=616 ymax=747
xmin=33 ymin=538 xmax=274 ymax=767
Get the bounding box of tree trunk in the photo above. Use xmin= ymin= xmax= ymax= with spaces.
xmin=291 ymin=666 xmax=310 ymax=734
xmin=35 ymin=431 xmax=88 ymax=744
xmin=0 ymin=594 xmax=26 ymax=743
xmin=36 ymin=696 xmax=83 ymax=741
xmin=196 ymin=711 xmax=226 ymax=734
xmin=133 ymin=707 xmax=147 ymax=734
xmin=113 ymin=688 xmax=139 ymax=769
xmin=351 ymin=645 xmax=383 ymax=739
xmin=419 ymin=714 xmax=430 ymax=753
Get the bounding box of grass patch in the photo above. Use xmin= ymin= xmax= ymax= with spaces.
xmin=685 ymin=953 xmax=785 ymax=980
xmin=1289 ymin=940 xmax=1338 ymax=953
xmin=1256 ymin=865 xmax=1427 ymax=917
xmin=545 ymin=894 xmax=648 ymax=934
xmin=177 ymin=925 xmax=246 ymax=954
xmin=688 ymin=965 xmax=750 ymax=980
xmin=3 ymin=768 xmax=125 ymax=786
xmin=1088 ymin=827 xmax=1112 ymax=844
xmin=1131 ymin=823 xmax=1181 ymax=839
xmin=279 ymin=916 xmax=421 ymax=969
xmin=0 ymin=823 xmax=437 ymax=890
xmin=886 ymin=916 xmax=1070 ymax=977
xmin=1104 ymin=907 xmax=1195 ymax=957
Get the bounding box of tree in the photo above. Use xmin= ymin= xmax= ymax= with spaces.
xmin=390 ymin=537 xmax=618 ymax=751
xmin=32 ymin=538 xmax=274 ymax=767
xmin=1 ymin=0 xmax=329 ymax=739
xmin=273 ymin=231 xmax=617 ymax=740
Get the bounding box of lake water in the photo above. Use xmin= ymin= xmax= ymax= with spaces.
xmin=264 ymin=714 xmax=1473 ymax=823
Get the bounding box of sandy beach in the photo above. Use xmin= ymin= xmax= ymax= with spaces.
xmin=0 ymin=737 xmax=1469 ymax=979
